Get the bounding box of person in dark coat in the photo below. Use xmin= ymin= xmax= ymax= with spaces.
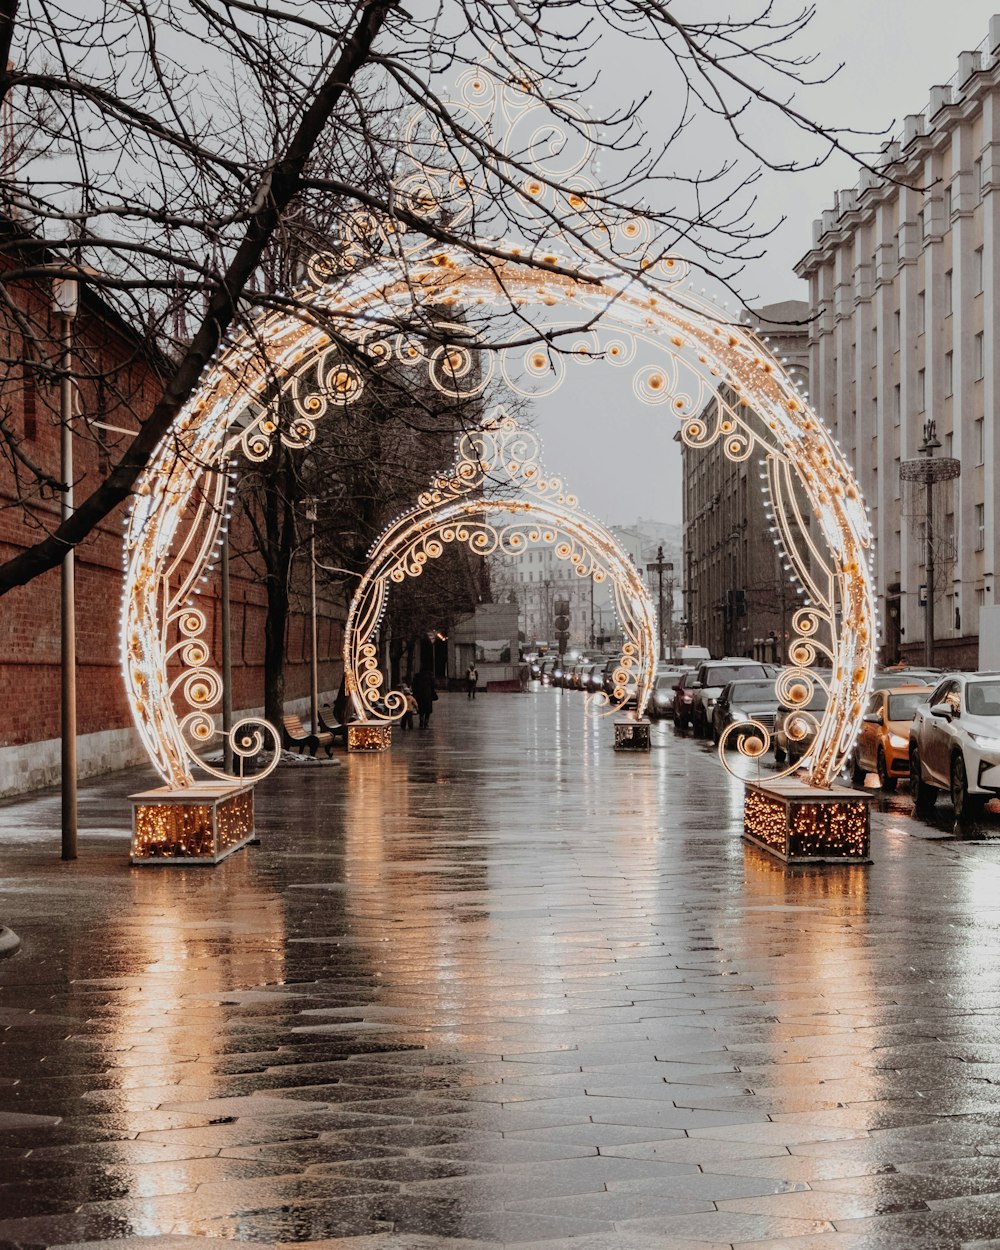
xmin=411 ymin=669 xmax=437 ymax=729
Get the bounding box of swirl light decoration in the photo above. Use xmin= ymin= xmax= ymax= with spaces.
xmin=119 ymin=43 xmax=874 ymax=794
xmin=121 ymin=243 xmax=875 ymax=791
xmin=343 ymin=413 xmax=657 ymax=724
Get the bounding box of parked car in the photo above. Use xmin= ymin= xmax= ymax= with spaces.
xmin=690 ymin=659 xmax=772 ymax=739
xmin=672 ymin=670 xmax=703 ymax=733
xmin=850 ymin=684 xmax=933 ymax=790
xmin=908 ymin=673 xmax=1000 ymax=822
xmin=872 ymin=667 xmax=941 ymax=690
xmin=649 ymin=668 xmax=692 ymax=720
xmin=711 ymin=678 xmax=780 ymax=748
xmin=773 ymin=683 xmax=831 ymax=764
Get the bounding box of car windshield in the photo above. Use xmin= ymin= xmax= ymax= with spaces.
xmin=887 ymin=691 xmax=925 ymax=720
xmin=730 ymin=682 xmax=776 ymax=701
xmin=655 ymin=675 xmax=675 ymax=690
xmin=705 ymin=664 xmax=766 ymax=685
xmin=966 ymin=681 xmax=1000 ymax=717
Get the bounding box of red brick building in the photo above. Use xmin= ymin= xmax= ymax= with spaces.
xmin=0 ymin=251 xmax=344 ymax=796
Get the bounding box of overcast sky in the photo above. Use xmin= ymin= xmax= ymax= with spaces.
xmin=533 ymin=0 xmax=998 ymax=529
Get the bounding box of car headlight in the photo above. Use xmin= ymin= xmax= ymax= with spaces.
xmin=970 ymin=733 xmax=1000 ymax=751
xmin=888 ymin=733 xmax=908 ymax=749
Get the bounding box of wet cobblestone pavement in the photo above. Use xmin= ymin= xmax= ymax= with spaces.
xmin=5 ymin=692 xmax=1000 ymax=1248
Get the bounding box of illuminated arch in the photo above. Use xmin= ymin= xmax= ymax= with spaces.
xmin=121 ymin=248 xmax=875 ymax=791
xmin=344 ymin=413 xmax=656 ymax=722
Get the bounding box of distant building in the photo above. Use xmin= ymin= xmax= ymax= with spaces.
xmin=796 ymin=17 xmax=1000 ymax=668
xmin=679 ymin=302 xmax=810 ymax=660
xmin=490 ymin=517 xmax=681 ymax=655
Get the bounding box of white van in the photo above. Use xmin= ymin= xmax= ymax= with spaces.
xmin=677 ymin=645 xmax=711 ymax=665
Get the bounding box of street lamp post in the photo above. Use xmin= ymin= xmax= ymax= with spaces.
xmin=901 ymin=420 xmax=961 ymax=668
xmin=304 ymin=498 xmax=319 ymax=734
xmin=54 ymin=276 xmax=78 ymax=862
xmin=646 ymin=545 xmax=672 ymax=663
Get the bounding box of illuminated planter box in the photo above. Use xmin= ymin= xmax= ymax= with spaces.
xmin=130 ymin=782 xmax=255 ymax=865
xmin=743 ymin=779 xmax=872 ymax=864
xmin=614 ymin=718 xmax=651 ymax=752
xmin=347 ymin=722 xmax=392 ymax=752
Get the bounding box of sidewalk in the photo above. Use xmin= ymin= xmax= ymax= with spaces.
xmin=4 ymin=691 xmax=1000 ymax=1247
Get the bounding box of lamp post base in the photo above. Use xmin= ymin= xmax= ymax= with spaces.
xmin=614 ymin=718 xmax=651 ymax=752
xmin=347 ymin=722 xmax=393 ymax=752
xmin=130 ymin=781 xmax=256 ymax=865
xmin=743 ymin=779 xmax=873 ymax=864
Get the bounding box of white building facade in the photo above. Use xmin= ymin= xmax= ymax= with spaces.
xmin=795 ymin=18 xmax=1000 ymax=668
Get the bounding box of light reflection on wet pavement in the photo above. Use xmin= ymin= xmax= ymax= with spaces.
xmin=3 ymin=691 xmax=1000 ymax=1247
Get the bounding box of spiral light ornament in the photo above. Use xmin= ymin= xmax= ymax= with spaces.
xmin=121 ymin=246 xmax=874 ymax=790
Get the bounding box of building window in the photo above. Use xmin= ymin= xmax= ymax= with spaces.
xmin=976 ymin=503 xmax=986 ymax=551
xmin=976 ymin=331 xmax=985 ymax=379
xmin=945 ymin=351 xmax=954 ymax=396
xmin=944 ymin=269 xmax=953 ymax=315
xmin=917 ymin=289 xmax=926 ymax=333
xmin=976 ymin=246 xmax=985 ymax=293
xmin=895 ymin=232 xmax=902 ymax=265
xmin=893 ymin=383 xmax=901 ymax=421
xmin=976 ymin=156 xmax=984 ymax=202
xmin=917 ymin=208 xmax=925 ymax=239
xmin=945 ymin=431 xmax=954 ymax=457
xmin=893 ymin=309 xmax=900 ymax=350
xmin=945 ymin=184 xmax=953 ymax=219
xmin=917 ymin=368 xmax=926 ymax=411
xmin=976 ymin=416 xmax=985 ymax=464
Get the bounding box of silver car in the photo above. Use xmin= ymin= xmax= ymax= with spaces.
xmin=909 ymin=673 xmax=1000 ymax=823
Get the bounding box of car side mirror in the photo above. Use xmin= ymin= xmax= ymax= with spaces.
xmin=862 ymin=712 xmax=882 ymax=724
xmin=929 ymin=702 xmax=953 ymax=720
xmin=689 ymin=680 xmax=702 ymax=690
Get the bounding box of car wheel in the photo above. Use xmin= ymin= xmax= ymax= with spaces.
xmin=711 ymin=722 xmax=720 ymax=746
xmin=850 ymin=754 xmax=865 ymax=787
xmin=774 ymin=741 xmax=786 ymax=764
xmin=951 ymin=753 xmax=983 ymax=826
xmin=877 ymin=747 xmax=897 ymax=793
xmin=909 ymin=745 xmax=937 ymax=815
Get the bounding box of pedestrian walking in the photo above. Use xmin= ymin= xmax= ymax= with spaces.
xmin=466 ymin=663 xmax=479 ymax=700
xmin=411 ymin=669 xmax=437 ymax=729
xmin=400 ymin=684 xmax=417 ymax=730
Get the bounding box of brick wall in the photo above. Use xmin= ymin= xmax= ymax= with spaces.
xmin=0 ymin=259 xmax=345 ymax=787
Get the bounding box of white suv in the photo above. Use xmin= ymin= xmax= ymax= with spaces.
xmin=908 ymin=673 xmax=1000 ymax=824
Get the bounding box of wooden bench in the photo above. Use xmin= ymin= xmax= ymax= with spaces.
xmin=318 ymin=704 xmax=348 ymax=745
xmin=281 ymin=713 xmax=334 ymax=758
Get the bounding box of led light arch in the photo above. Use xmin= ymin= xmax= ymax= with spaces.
xmin=344 ymin=413 xmax=657 ymax=723
xmin=121 ymin=247 xmax=876 ymax=791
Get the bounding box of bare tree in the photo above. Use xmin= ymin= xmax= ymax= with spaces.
xmin=0 ymin=0 xmax=882 ymax=596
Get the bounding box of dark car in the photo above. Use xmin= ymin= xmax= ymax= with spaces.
xmin=649 ymin=666 xmax=693 ymax=720
xmin=689 ymin=659 xmax=771 ymax=739
xmin=773 ymin=683 xmax=831 ymax=764
xmin=672 ymin=670 xmax=703 ymax=733
xmin=711 ymin=678 xmax=780 ymax=747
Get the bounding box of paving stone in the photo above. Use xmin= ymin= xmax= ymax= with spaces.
xmin=3 ymin=694 xmax=1000 ymax=1243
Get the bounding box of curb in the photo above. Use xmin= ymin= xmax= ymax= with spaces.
xmin=0 ymin=927 xmax=21 ymax=960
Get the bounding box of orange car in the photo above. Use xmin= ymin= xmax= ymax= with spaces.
xmin=851 ymin=684 xmax=933 ymax=790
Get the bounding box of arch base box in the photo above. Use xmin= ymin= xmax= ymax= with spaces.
xmin=130 ymin=782 xmax=255 ymax=864
xmin=743 ymin=779 xmax=873 ymax=864
xmin=348 ymin=722 xmax=392 ymax=752
xmin=614 ymin=719 xmax=651 ymax=752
